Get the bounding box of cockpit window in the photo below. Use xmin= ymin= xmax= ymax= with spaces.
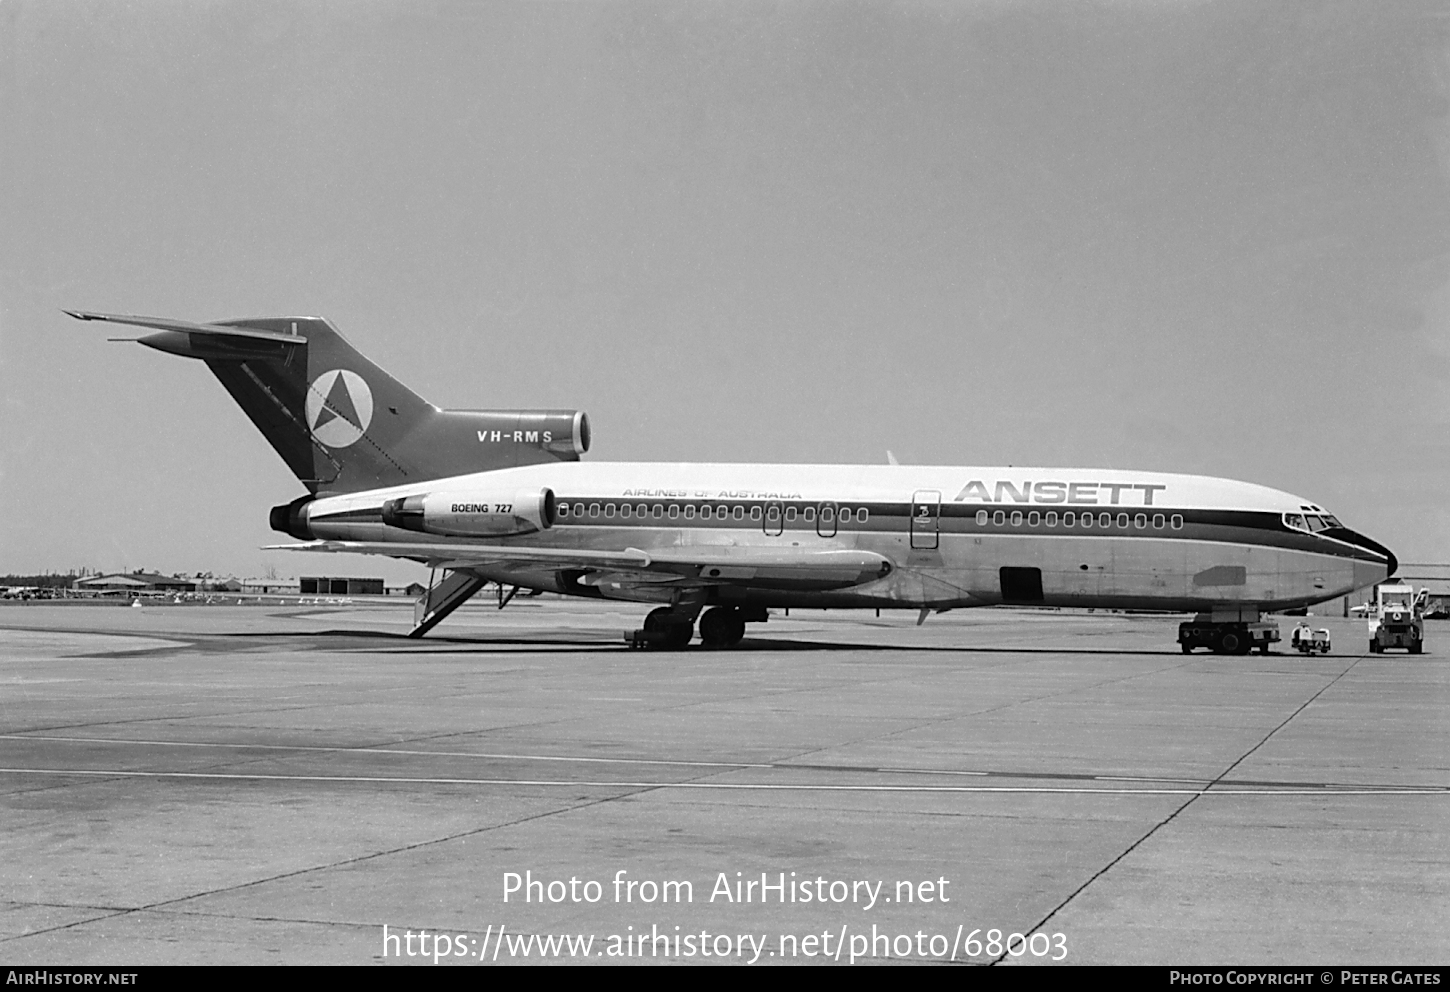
xmin=1286 ymin=511 xmax=1345 ymax=534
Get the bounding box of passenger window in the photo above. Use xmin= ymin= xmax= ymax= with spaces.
xmin=1011 ymin=511 xmax=1023 ymax=526
xmin=557 ymin=504 xmax=569 ymax=517
xmin=1171 ymin=514 xmax=1184 ymax=530
xmin=1063 ymin=511 xmax=1075 ymax=526
xmin=1135 ymin=513 xmax=1146 ymax=529
xmin=976 ymin=510 xmax=989 ymax=525
xmin=1099 ymin=513 xmax=1112 ymax=527
xmin=785 ymin=506 xmax=797 ymax=521
xmin=993 ymin=510 xmax=1006 ymax=526
xmin=858 ymin=507 xmax=869 ymax=523
xmin=804 ymin=507 xmax=816 ymax=522
xmin=750 ymin=506 xmax=762 ymax=521
xmin=589 ymin=503 xmax=600 ymax=518
xmin=668 ymin=504 xmax=678 ymax=519
xmin=620 ymin=504 xmax=631 ymax=519
xmin=685 ymin=505 xmax=695 ymax=519
xmin=636 ymin=504 xmax=647 ymax=517
xmin=1028 ymin=511 xmax=1040 ymax=526
xmin=605 ymin=503 xmax=616 ymax=518
xmin=733 ymin=506 xmax=745 ymax=520
xmin=1117 ymin=513 xmax=1129 ymax=528
xmin=1045 ymin=511 xmax=1058 ymax=526
xmin=653 ymin=505 xmax=663 ymax=518
xmin=1153 ymin=513 xmax=1165 ymax=529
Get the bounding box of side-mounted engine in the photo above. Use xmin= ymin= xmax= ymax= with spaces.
xmin=382 ymin=488 xmax=557 ymax=538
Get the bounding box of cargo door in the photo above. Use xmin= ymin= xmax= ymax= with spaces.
xmin=1000 ymin=566 xmax=1044 ymax=604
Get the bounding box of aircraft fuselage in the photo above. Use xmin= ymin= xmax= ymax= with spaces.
xmin=297 ymin=462 xmax=1393 ymax=613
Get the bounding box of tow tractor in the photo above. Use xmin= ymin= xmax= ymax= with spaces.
xmin=1290 ymin=622 xmax=1331 ymax=655
xmin=1368 ymin=581 xmax=1427 ymax=654
xmin=1178 ymin=609 xmax=1281 ymax=655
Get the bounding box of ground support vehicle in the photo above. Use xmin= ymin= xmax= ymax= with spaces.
xmin=1290 ymin=623 xmax=1331 ymax=655
xmin=1178 ymin=612 xmax=1281 ymax=655
xmin=1368 ymin=582 xmax=1426 ymax=654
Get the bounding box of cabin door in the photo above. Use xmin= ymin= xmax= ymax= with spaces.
xmin=911 ymin=490 xmax=941 ymax=550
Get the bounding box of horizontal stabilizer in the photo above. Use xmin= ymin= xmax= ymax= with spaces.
xmin=64 ymin=310 xmax=307 ymax=345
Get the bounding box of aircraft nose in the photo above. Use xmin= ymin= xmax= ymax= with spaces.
xmin=1329 ymin=527 xmax=1396 ymax=584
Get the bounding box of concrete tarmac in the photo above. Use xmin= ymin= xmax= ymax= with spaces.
xmin=1 ymin=599 xmax=1446 ymax=965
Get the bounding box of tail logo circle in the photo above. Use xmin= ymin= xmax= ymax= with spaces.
xmin=306 ymin=369 xmax=373 ymax=448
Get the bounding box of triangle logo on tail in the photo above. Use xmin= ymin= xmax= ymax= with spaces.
xmin=306 ymin=370 xmax=373 ymax=448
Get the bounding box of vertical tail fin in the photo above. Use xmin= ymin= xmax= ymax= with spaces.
xmin=66 ymin=311 xmax=590 ymax=494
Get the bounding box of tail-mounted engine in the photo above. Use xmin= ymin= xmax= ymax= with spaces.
xmin=382 ymin=488 xmax=557 ymax=537
xmin=453 ymin=410 xmax=591 ymax=458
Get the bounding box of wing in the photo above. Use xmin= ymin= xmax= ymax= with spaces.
xmin=266 ymin=541 xmax=892 ymax=591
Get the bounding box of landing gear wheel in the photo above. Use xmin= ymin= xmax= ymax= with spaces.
xmin=644 ymin=608 xmax=693 ymax=650
xmin=698 ymin=607 xmax=746 ymax=649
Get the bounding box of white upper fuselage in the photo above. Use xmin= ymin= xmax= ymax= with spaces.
xmin=299 ymin=461 xmax=1393 ymax=613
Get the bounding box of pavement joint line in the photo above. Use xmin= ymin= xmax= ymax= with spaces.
xmin=0 ymin=788 xmax=651 ymax=947
xmin=97 ymin=905 xmax=386 ymax=932
xmin=5 ymin=736 xmax=1443 ymax=791
xmin=0 ymin=733 xmax=776 ymax=770
xmin=0 ymin=908 xmax=135 ymax=945
xmin=0 ymin=767 xmax=1444 ymax=794
xmin=989 ymin=653 xmax=1373 ymax=965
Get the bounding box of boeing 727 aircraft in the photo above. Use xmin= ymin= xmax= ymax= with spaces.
xmin=70 ymin=310 xmax=1396 ymax=652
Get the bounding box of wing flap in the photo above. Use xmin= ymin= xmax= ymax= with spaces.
xmin=267 ymin=541 xmax=892 ymax=590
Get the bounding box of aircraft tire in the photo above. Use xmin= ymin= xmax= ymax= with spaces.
xmin=699 ymin=607 xmax=746 ymax=648
xmin=644 ymin=608 xmax=694 ymax=650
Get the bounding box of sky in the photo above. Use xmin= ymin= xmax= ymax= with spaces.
xmin=2 ymin=0 xmax=1449 ymax=582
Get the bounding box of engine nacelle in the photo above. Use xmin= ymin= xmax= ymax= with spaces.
xmin=382 ymin=488 xmax=556 ymax=537
xmin=450 ymin=410 xmax=591 ymax=458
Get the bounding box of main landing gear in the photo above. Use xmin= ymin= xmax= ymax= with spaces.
xmin=642 ymin=607 xmax=693 ymax=649
xmin=697 ymin=607 xmax=747 ymax=649
xmin=626 ymin=606 xmax=757 ymax=650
